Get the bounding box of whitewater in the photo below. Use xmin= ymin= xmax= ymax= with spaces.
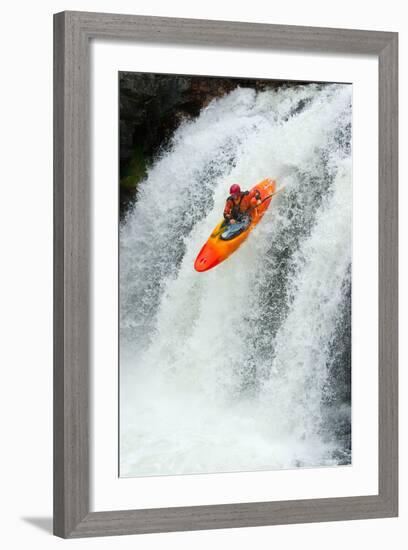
xmin=120 ymin=83 xmax=352 ymax=477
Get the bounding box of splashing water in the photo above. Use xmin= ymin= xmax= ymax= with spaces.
xmin=120 ymin=83 xmax=352 ymax=477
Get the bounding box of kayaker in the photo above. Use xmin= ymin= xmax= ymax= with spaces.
xmin=223 ymin=184 xmax=262 ymax=224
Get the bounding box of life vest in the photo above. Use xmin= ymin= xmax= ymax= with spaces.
xmin=225 ymin=191 xmax=250 ymax=220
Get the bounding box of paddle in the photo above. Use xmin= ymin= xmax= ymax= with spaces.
xmin=212 ymin=186 xmax=286 ymax=238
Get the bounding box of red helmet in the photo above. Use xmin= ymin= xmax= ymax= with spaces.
xmin=229 ymin=184 xmax=241 ymax=196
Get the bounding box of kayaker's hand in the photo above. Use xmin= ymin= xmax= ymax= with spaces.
xmin=230 ymin=219 xmax=236 ymax=224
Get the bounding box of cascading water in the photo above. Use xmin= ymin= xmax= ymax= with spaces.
xmin=120 ymin=83 xmax=352 ymax=477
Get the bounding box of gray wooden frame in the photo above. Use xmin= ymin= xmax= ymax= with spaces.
xmin=53 ymin=11 xmax=398 ymax=538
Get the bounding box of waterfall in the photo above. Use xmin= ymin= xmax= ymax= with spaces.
xmin=120 ymin=83 xmax=352 ymax=476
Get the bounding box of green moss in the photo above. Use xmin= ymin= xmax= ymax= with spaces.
xmin=120 ymin=145 xmax=147 ymax=189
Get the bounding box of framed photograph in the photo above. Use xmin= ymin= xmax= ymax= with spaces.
xmin=54 ymin=11 xmax=398 ymax=538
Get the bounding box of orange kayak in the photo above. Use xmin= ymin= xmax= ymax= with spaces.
xmin=194 ymin=178 xmax=277 ymax=272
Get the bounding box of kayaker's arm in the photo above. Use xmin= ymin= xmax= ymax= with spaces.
xmin=251 ymin=189 xmax=262 ymax=206
xmin=223 ymin=198 xmax=234 ymax=222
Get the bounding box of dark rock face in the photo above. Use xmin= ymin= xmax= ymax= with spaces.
xmin=120 ymin=73 xmax=190 ymax=172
